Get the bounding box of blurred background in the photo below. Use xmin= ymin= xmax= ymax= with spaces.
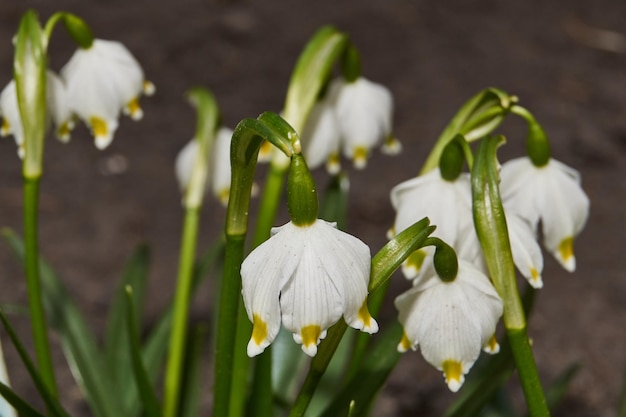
xmin=0 ymin=0 xmax=625 ymax=415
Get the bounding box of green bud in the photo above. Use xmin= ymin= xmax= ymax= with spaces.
xmin=431 ymin=239 xmax=458 ymax=283
xmin=341 ymin=43 xmax=361 ymax=83
xmin=526 ymin=119 xmax=550 ymax=167
xmin=287 ymin=153 xmax=318 ymax=226
xmin=439 ymin=136 xmax=465 ymax=181
xmin=62 ymin=13 xmax=94 ymax=49
xmin=14 ymin=10 xmax=47 ymax=178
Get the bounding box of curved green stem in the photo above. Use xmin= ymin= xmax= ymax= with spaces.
xmin=213 ymin=113 xmax=296 ymax=417
xmin=471 ymin=135 xmax=549 ymax=416
xmin=23 ymin=177 xmax=57 ymax=399
xmin=163 ymin=207 xmax=199 ymax=417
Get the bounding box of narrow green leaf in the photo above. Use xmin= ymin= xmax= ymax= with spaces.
xmin=179 ymin=326 xmax=208 ymax=417
xmin=105 ymin=244 xmax=151 ymax=414
xmin=0 ymin=310 xmax=69 ymax=417
xmin=319 ymin=324 xmax=403 ymax=417
xmin=0 ymin=381 xmax=45 ymax=417
xmin=2 ymin=229 xmax=120 ymax=417
xmin=125 ymin=287 xmax=162 ymax=417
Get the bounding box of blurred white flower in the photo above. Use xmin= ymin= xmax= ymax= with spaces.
xmin=500 ymin=157 xmax=589 ymax=272
xmin=175 ymin=127 xmax=233 ymax=205
xmin=389 ymin=169 xmax=473 ymax=278
xmin=61 ymin=39 xmax=154 ymax=150
xmin=395 ymin=260 xmax=503 ymax=392
xmin=300 ymin=76 xmax=400 ymax=172
xmin=241 ymin=219 xmax=378 ymax=357
xmin=0 ymin=71 xmax=74 ymax=158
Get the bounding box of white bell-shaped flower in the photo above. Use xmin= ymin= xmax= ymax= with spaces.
xmin=175 ymin=127 xmax=233 ymax=205
xmin=329 ymin=77 xmax=400 ymax=169
xmin=500 ymin=157 xmax=589 ymax=272
xmin=300 ymin=96 xmax=341 ymax=174
xmin=241 ymin=219 xmax=378 ymax=357
xmin=61 ymin=39 xmax=154 ymax=150
xmin=389 ymin=169 xmax=473 ymax=278
xmin=395 ymin=260 xmax=503 ymax=392
xmin=505 ymin=211 xmax=544 ymax=288
xmin=0 ymin=71 xmax=74 ymax=157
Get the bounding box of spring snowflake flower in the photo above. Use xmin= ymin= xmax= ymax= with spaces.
xmin=500 ymin=157 xmax=589 ymax=272
xmin=389 ymin=169 xmax=473 ymax=278
xmin=395 ymin=260 xmax=503 ymax=392
xmin=0 ymin=72 xmax=73 ymax=158
xmin=301 ymin=96 xmax=341 ymax=174
xmin=300 ymin=77 xmax=400 ymax=172
xmin=175 ymin=127 xmax=233 ymax=205
xmin=241 ymin=219 xmax=378 ymax=357
xmin=61 ymin=39 xmax=154 ymax=150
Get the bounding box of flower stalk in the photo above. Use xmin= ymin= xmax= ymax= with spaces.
xmin=471 ymin=135 xmax=549 ymax=416
xmin=164 ymin=89 xmax=219 ymax=417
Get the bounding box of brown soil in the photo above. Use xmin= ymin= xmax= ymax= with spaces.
xmin=0 ymin=1 xmax=625 ymax=416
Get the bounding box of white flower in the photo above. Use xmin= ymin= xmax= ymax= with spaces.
xmin=241 ymin=219 xmax=378 ymax=357
xmin=61 ymin=39 xmax=154 ymax=150
xmin=0 ymin=338 xmax=16 ymax=417
xmin=175 ymin=127 xmax=233 ymax=205
xmin=500 ymin=157 xmax=589 ymax=272
xmin=506 ymin=212 xmax=544 ymax=288
xmin=0 ymin=71 xmax=74 ymax=158
xmin=395 ymin=260 xmax=503 ymax=392
xmin=389 ymin=169 xmax=473 ymax=278
xmin=300 ymin=96 xmax=341 ymax=174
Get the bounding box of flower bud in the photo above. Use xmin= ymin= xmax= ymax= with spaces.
xmin=439 ymin=136 xmax=465 ymax=181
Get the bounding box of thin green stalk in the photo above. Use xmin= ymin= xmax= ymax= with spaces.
xmin=472 ymin=136 xmax=549 ymax=416
xmin=163 ymin=207 xmax=200 ymax=417
xmin=214 ymin=234 xmax=246 ymax=416
xmin=213 ymin=113 xmax=296 ymax=417
xmin=23 ymin=177 xmax=57 ymax=399
xmin=252 ymin=164 xmax=287 ymax=249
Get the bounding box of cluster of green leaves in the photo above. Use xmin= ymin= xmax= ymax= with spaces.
xmin=0 ymin=230 xmax=223 ymax=417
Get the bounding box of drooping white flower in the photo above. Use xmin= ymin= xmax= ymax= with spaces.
xmin=241 ymin=219 xmax=378 ymax=357
xmin=395 ymin=260 xmax=503 ymax=392
xmin=506 ymin=211 xmax=544 ymax=288
xmin=500 ymin=157 xmax=589 ymax=272
xmin=300 ymin=95 xmax=341 ymax=174
xmin=0 ymin=71 xmax=74 ymax=157
xmin=61 ymin=39 xmax=154 ymax=150
xmin=389 ymin=169 xmax=473 ymax=278
xmin=330 ymin=77 xmax=400 ymax=168
xmin=0 ymin=338 xmax=16 ymax=417
xmin=175 ymin=127 xmax=233 ymax=205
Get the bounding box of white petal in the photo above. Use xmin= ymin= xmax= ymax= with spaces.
xmin=175 ymin=138 xmax=199 ymax=192
xmin=241 ymin=222 xmax=303 ymax=356
xmin=0 ymin=80 xmax=24 ymax=151
xmin=301 ymin=98 xmax=341 ymax=171
xmin=506 ymin=212 xmax=544 ymax=288
xmin=210 ymin=127 xmax=234 ymax=203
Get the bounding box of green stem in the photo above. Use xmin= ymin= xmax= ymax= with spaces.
xmin=214 ymin=234 xmax=245 ymax=417
xmin=23 ymin=176 xmax=57 ymax=399
xmin=163 ymin=207 xmax=200 ymax=417
xmin=471 ymin=136 xmax=549 ymax=416
xmin=508 ymin=329 xmax=549 ymax=417
xmin=252 ymin=163 xmax=287 ymax=246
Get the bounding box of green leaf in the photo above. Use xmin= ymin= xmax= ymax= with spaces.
xmin=283 ymin=26 xmax=348 ymax=133
xmin=178 ymin=326 xmax=208 ymax=417
xmin=0 ymin=310 xmax=69 ymax=417
xmin=319 ymin=324 xmax=403 ymax=417
xmin=545 ymin=363 xmax=580 ymax=412
xmin=2 ymin=229 xmax=121 ymax=417
xmin=0 ymin=381 xmax=45 ymax=417
xmin=125 ymin=287 xmax=162 ymax=417
xmin=105 ymin=244 xmax=151 ymax=414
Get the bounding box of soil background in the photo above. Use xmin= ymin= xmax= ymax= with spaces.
xmin=0 ymin=1 xmax=625 ymax=416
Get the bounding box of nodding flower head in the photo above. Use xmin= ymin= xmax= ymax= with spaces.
xmin=61 ymin=39 xmax=154 ymax=150
xmin=241 ymin=219 xmax=378 ymax=357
